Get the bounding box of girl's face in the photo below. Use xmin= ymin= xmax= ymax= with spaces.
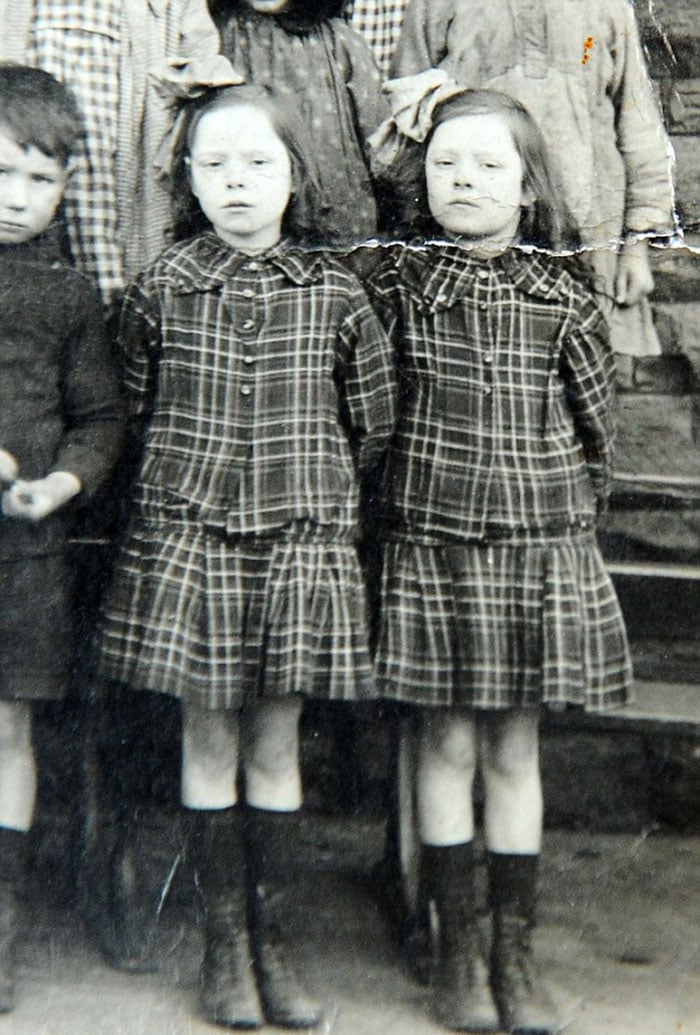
xmin=425 ymin=113 xmax=533 ymax=251
xmin=188 ymin=103 xmax=293 ymax=253
xmin=243 ymin=0 xmax=291 ymax=13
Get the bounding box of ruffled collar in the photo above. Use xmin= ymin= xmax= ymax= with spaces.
xmin=157 ymin=231 xmax=326 ymax=292
xmin=395 ymin=241 xmax=577 ymax=311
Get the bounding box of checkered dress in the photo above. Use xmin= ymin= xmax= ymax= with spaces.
xmin=98 ymin=233 xmax=396 ymax=709
xmin=344 ymin=0 xmax=411 ymax=76
xmin=27 ymin=2 xmax=124 ymax=304
xmin=367 ymin=244 xmax=632 ymax=711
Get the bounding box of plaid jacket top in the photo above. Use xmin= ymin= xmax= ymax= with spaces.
xmin=119 ymin=232 xmax=396 ymax=540
xmin=366 ymin=244 xmax=615 ymax=543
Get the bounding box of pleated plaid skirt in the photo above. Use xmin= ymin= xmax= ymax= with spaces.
xmin=375 ymin=531 xmax=633 ymax=711
xmin=98 ymin=523 xmax=376 ymax=710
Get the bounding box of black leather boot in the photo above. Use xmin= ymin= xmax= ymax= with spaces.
xmin=189 ymin=806 xmax=263 ymax=1030
xmin=246 ymin=807 xmax=322 ymax=1029
xmin=0 ymin=827 xmax=27 ymax=1014
xmin=489 ymin=853 xmax=559 ymax=1035
xmin=424 ymin=842 xmax=500 ymax=1033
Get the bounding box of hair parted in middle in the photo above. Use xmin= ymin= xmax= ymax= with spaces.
xmin=169 ymin=82 xmax=330 ymax=245
xmin=385 ymin=88 xmax=581 ymax=254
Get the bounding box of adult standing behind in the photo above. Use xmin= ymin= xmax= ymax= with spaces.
xmin=0 ymin=0 xmax=222 ymax=308
xmin=391 ymin=0 xmax=676 ymax=363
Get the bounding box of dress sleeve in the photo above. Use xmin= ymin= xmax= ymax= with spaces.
xmin=53 ymin=278 xmax=126 ymax=499
xmin=178 ymin=0 xmax=221 ymax=60
xmin=559 ymin=293 xmax=617 ymax=505
xmin=335 ymin=278 xmax=397 ymax=474
xmin=118 ymin=275 xmax=163 ymax=420
xmin=390 ymin=0 xmax=452 ymax=76
xmin=340 ymin=24 xmax=391 ymax=151
xmin=610 ymin=1 xmax=676 ymax=236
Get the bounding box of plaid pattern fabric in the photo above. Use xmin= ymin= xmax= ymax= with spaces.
xmin=119 ymin=232 xmax=396 ymax=537
xmin=27 ymin=1 xmax=124 ymax=304
xmin=344 ymin=0 xmax=411 ymax=76
xmin=98 ymin=233 xmax=395 ymax=706
xmin=376 ymin=535 xmax=632 ymax=710
xmin=99 ymin=533 xmax=376 ymax=708
xmin=367 ymin=245 xmax=615 ymax=543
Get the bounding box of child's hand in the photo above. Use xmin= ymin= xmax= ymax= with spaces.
xmin=0 ymin=448 xmax=19 ymax=484
xmin=614 ymin=238 xmax=654 ymax=307
xmin=2 ymin=471 xmax=81 ymax=521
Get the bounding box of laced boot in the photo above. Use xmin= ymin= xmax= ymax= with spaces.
xmin=489 ymin=853 xmax=559 ymax=1035
xmin=0 ymin=828 xmax=27 ymax=1014
xmin=246 ymin=807 xmax=322 ymax=1029
xmin=425 ymin=842 xmax=499 ymax=1033
xmin=189 ymin=806 xmax=263 ymax=1030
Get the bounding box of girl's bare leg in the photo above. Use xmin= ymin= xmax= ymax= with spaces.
xmin=417 ymin=707 xmax=477 ymax=845
xmin=243 ymin=697 xmax=303 ymax=812
xmin=181 ymin=703 xmax=239 ymax=810
xmin=479 ymin=709 xmax=542 ymax=854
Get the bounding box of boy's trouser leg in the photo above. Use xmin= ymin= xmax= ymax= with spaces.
xmin=245 ymin=806 xmax=321 ymax=1029
xmin=489 ymin=853 xmax=558 ymax=1034
xmin=0 ymin=827 xmax=28 ymax=1013
xmin=187 ymin=804 xmax=263 ymax=1030
xmin=423 ymin=841 xmax=499 ymax=1032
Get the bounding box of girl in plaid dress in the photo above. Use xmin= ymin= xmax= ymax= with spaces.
xmin=98 ymin=81 xmax=395 ymax=1029
xmin=367 ymin=83 xmax=632 ymax=1033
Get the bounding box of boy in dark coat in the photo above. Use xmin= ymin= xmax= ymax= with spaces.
xmin=0 ymin=63 xmax=124 ymax=1013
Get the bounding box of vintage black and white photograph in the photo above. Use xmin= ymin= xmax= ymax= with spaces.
xmin=0 ymin=1 xmax=697 ymax=1032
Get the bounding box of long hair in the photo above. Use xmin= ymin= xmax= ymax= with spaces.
xmin=387 ymin=88 xmax=581 ymax=255
xmin=209 ymin=0 xmax=345 ymax=34
xmin=169 ymin=83 xmax=327 ymax=245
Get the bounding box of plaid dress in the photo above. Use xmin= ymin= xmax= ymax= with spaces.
xmin=343 ymin=0 xmax=412 ymax=77
xmin=366 ymin=244 xmax=632 ymax=711
xmin=98 ymin=232 xmax=396 ymax=709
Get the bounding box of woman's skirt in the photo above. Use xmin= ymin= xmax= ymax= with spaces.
xmin=375 ymin=532 xmax=633 ymax=711
xmin=97 ymin=524 xmax=376 ymax=710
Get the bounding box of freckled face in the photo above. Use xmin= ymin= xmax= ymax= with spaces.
xmin=0 ymin=127 xmax=67 ymax=245
xmin=188 ymin=103 xmax=293 ymax=253
xmin=426 ymin=113 xmax=532 ymax=250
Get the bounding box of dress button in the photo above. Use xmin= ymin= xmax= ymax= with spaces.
xmin=246 ymin=262 xmax=261 ymax=272
xmin=240 ymin=385 xmax=252 ymax=396
xmin=436 ymin=293 xmax=447 ymax=304
xmin=476 ymin=268 xmax=489 ymax=280
xmin=483 ymin=386 xmax=492 ymax=395
xmin=479 ymin=303 xmax=488 ymax=311
xmin=242 ymin=288 xmax=255 ymax=299
xmin=240 ymin=319 xmax=255 ymax=331
xmin=484 ymin=353 xmax=493 ymax=364
xmin=242 ymin=354 xmax=255 ymax=365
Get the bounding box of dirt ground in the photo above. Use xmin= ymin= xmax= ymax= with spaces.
xmin=3 ymin=817 xmax=698 ymax=1035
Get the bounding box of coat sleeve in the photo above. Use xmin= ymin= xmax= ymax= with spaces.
xmin=390 ymin=0 xmax=452 ymax=76
xmin=610 ymin=1 xmax=676 ymax=236
xmin=559 ymin=293 xmax=617 ymax=506
xmin=53 ymin=278 xmax=126 ymax=499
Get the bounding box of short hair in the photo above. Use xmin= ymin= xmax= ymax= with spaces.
xmin=210 ymin=0 xmax=345 ymax=32
xmin=0 ymin=63 xmax=83 ymax=167
xmin=386 ymin=88 xmax=581 ymax=254
xmin=170 ymin=83 xmax=330 ymax=246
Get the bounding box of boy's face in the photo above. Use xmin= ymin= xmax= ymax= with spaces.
xmin=0 ymin=127 xmax=67 ymax=245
